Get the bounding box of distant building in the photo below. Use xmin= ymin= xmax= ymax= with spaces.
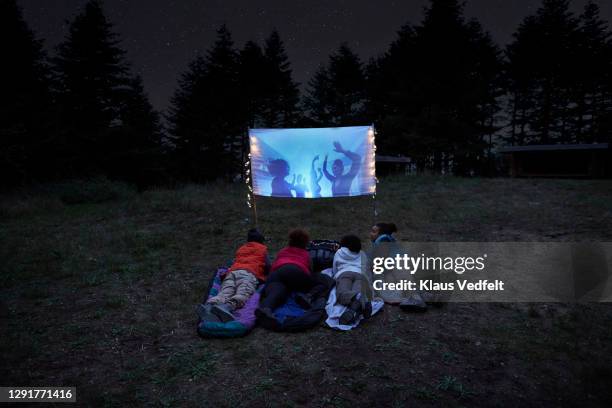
xmin=375 ymin=155 xmax=415 ymax=176
xmin=498 ymin=144 xmax=611 ymax=178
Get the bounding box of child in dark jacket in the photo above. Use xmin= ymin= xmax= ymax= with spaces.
xmin=202 ymin=229 xmax=270 ymax=322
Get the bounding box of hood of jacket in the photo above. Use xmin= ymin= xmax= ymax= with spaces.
xmin=336 ymin=247 xmax=361 ymax=263
xmin=333 ymin=247 xmax=363 ymax=278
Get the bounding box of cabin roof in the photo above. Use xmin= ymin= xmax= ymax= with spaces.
xmin=498 ymin=143 xmax=609 ymax=153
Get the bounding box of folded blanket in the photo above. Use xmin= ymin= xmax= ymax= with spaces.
xmin=322 ymin=268 xmax=384 ymax=330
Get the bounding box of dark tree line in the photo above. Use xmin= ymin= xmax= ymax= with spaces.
xmin=53 ymin=1 xmax=163 ymax=184
xmin=2 ymin=0 xmax=162 ymax=189
xmin=3 ymin=0 xmax=612 ymax=188
xmin=1 ymin=0 xmax=53 ymax=187
xmin=506 ymin=0 xmax=612 ymax=145
xmin=365 ymin=0 xmax=503 ymax=174
xmin=167 ymin=26 xmax=300 ymax=181
xmin=304 ymin=43 xmax=366 ymax=126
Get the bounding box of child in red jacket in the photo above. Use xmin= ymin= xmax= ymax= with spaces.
xmin=256 ymin=229 xmax=327 ymax=320
xmin=204 ymin=229 xmax=270 ymax=322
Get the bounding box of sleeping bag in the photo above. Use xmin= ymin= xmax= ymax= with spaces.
xmin=256 ymin=241 xmax=338 ymax=332
xmin=197 ymin=267 xmax=261 ymax=338
xmin=256 ymin=272 xmax=335 ymax=332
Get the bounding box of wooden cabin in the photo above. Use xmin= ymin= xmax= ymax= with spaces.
xmin=498 ymin=144 xmax=611 ymax=178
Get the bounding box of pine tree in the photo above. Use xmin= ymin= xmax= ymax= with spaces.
xmin=0 ymin=0 xmax=53 ymax=187
xmin=506 ymin=0 xmax=581 ymax=144
xmin=364 ymin=25 xmax=418 ymax=154
xmin=168 ymin=25 xmax=241 ymax=181
xmin=414 ymin=0 xmax=501 ymax=173
xmin=54 ymin=0 xmax=127 ymax=175
xmin=466 ymin=20 xmax=504 ymax=160
xmin=167 ymin=56 xmax=207 ymax=171
xmin=304 ymin=43 xmax=365 ymax=126
xmin=328 ymin=44 xmax=366 ymax=124
xmin=505 ymin=15 xmax=538 ymax=146
xmin=575 ymin=1 xmax=612 ymax=142
xmin=367 ymin=0 xmax=502 ymax=174
xmin=239 ymin=41 xmax=267 ymax=128
xmin=260 ymin=30 xmax=301 ymax=127
xmin=117 ymin=76 xmax=162 ymax=151
xmin=303 ymin=66 xmax=334 ymax=125
xmin=111 ymin=75 xmax=164 ymax=186
xmin=54 ymin=0 xmax=161 ymax=180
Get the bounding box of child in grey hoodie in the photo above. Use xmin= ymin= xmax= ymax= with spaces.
xmin=333 ymin=235 xmax=371 ymax=325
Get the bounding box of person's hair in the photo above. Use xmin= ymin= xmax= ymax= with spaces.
xmin=340 ymin=234 xmax=361 ymax=253
xmin=247 ymin=228 xmax=265 ymax=244
xmin=288 ymin=229 xmax=309 ymax=249
xmin=268 ymin=159 xmax=289 ymax=177
xmin=375 ymin=222 xmax=397 ymax=235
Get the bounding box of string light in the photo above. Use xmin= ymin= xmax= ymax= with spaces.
xmin=371 ymin=125 xmax=377 ymax=193
xmin=244 ymin=141 xmax=254 ymax=213
xmin=371 ymin=125 xmax=378 ymax=218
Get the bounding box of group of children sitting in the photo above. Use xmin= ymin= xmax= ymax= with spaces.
xmin=197 ymin=224 xmax=398 ymax=327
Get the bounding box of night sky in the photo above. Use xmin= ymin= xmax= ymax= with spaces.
xmin=19 ymin=0 xmax=612 ymax=111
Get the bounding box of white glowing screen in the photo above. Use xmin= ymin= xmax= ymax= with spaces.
xmin=250 ymin=126 xmax=376 ymax=198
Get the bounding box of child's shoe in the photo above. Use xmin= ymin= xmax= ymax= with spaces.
xmin=211 ymin=304 xmax=236 ymax=322
xmin=339 ymin=298 xmax=362 ymax=325
xmin=339 ymin=308 xmax=358 ymax=325
xmin=255 ymin=306 xmax=275 ymax=321
xmin=399 ymin=293 xmax=427 ymax=312
xmin=196 ymin=304 xmax=221 ymax=323
xmin=295 ymin=293 xmax=313 ymax=309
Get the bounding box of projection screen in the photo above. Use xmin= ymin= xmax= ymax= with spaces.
xmin=249 ymin=126 xmax=376 ymax=198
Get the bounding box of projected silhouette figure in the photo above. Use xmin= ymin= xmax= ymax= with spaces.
xmin=323 ymin=141 xmax=361 ymax=197
xmin=268 ymin=159 xmax=293 ymax=197
xmin=310 ymin=155 xmax=323 ymax=198
xmin=293 ymin=174 xmax=308 ymax=198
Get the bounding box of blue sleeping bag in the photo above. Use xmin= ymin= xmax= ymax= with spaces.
xmin=257 ymin=273 xmax=335 ymax=332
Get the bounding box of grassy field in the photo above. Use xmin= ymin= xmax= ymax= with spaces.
xmin=1 ymin=176 xmax=612 ymax=407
